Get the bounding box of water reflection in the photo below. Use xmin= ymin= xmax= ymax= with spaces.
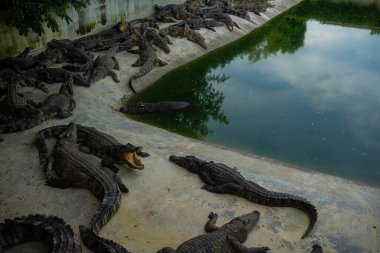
xmin=128 ymin=0 xmax=380 ymax=185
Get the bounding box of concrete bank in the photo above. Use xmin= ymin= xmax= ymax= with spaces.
xmin=1 ymin=0 xmax=379 ymax=252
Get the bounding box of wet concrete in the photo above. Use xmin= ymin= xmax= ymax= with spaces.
xmin=1 ymin=0 xmax=379 ymax=252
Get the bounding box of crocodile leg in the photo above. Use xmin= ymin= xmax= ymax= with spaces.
xmin=112 ymin=56 xmax=120 ymax=70
xmin=157 ymin=247 xmax=177 ymax=253
xmin=198 ymin=171 xmax=217 ymax=185
xmin=44 ymin=157 xmax=74 ymax=188
xmin=202 ymin=183 xmax=244 ymax=195
xmin=157 ymin=59 xmax=168 ymax=66
xmin=205 ymin=212 xmax=220 ymax=232
xmin=102 ymin=167 xmax=129 ymax=193
xmin=57 ymin=108 xmax=73 ymax=119
xmin=108 ymin=71 xmax=120 ymax=83
xmin=101 ymin=157 xmax=119 ymax=173
xmin=228 ymin=235 xmax=270 ymax=253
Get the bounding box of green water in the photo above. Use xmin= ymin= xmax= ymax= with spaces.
xmin=128 ymin=0 xmax=380 ymax=186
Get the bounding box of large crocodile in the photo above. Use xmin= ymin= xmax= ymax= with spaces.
xmin=35 ymin=123 xmax=148 ymax=171
xmin=44 ymin=122 xmax=126 ymax=233
xmin=87 ymin=46 xmax=120 ymax=85
xmin=128 ymin=32 xmax=168 ymax=94
xmin=169 ymin=155 xmax=318 ymax=239
xmin=0 ymin=214 xmax=82 ymax=253
xmin=120 ymin=101 xmax=190 ymax=114
xmin=0 ymin=77 xmax=75 ymax=141
xmin=157 ymin=211 xmax=270 ymax=253
xmin=79 ymin=225 xmax=130 ymax=253
xmin=160 ymin=25 xmax=207 ymax=49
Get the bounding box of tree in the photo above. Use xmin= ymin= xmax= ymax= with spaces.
xmin=4 ymin=0 xmax=90 ymax=36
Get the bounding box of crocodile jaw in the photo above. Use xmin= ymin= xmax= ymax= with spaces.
xmin=124 ymin=152 xmax=144 ymax=170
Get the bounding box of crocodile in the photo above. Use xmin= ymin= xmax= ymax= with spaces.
xmin=0 ymin=214 xmax=82 ymax=253
xmin=87 ymin=46 xmax=120 ymax=84
xmin=184 ymin=0 xmax=207 ymax=13
xmin=169 ymin=155 xmax=318 ymax=239
xmin=128 ymin=32 xmax=168 ymax=94
xmin=129 ymin=18 xmax=160 ymax=30
xmin=176 ymin=19 xmax=225 ymax=32
xmin=202 ymin=11 xmax=240 ymax=31
xmin=79 ymin=225 xmax=130 ymax=253
xmin=0 ymin=48 xmax=47 ymax=74
xmin=233 ymin=2 xmax=274 ymax=16
xmin=311 ymin=244 xmax=323 ymax=253
xmin=120 ymin=101 xmax=190 ymax=114
xmin=47 ymin=39 xmax=94 ymax=72
xmin=157 ymin=211 xmax=270 ymax=253
xmin=35 ymin=123 xmax=148 ymax=171
xmin=161 ymin=25 xmax=207 ymax=49
xmin=137 ymin=23 xmax=171 ymax=53
xmin=154 ymin=4 xmax=185 ymax=23
xmin=0 ymin=77 xmax=75 ymax=140
xmin=44 ymin=122 xmax=126 ymax=233
xmin=223 ymin=6 xmax=252 ymax=22
xmin=36 ymin=47 xmax=65 ymax=65
xmin=36 ymin=68 xmax=88 ymax=87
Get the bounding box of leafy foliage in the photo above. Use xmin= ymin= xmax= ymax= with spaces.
xmin=5 ymin=0 xmax=90 ymax=36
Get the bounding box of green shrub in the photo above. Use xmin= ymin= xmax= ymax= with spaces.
xmin=5 ymin=0 xmax=90 ymax=36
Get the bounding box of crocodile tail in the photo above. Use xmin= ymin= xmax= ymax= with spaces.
xmin=0 ymin=117 xmax=46 ymax=135
xmin=128 ymin=78 xmax=137 ymax=94
xmin=296 ymin=199 xmax=318 ymax=239
xmin=80 ymin=225 xmax=129 ymax=253
xmin=35 ymin=125 xmax=68 ymax=166
xmin=90 ymin=188 xmax=121 ymax=234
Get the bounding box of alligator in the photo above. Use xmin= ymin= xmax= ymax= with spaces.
xmin=0 ymin=214 xmax=82 ymax=253
xmin=47 ymin=39 xmax=93 ymax=72
xmin=311 ymin=244 xmax=323 ymax=253
xmin=176 ymin=18 xmax=225 ymax=32
xmin=0 ymin=77 xmax=75 ymax=140
xmin=35 ymin=123 xmax=148 ymax=171
xmin=87 ymin=46 xmax=120 ymax=85
xmin=161 ymin=25 xmax=207 ymax=49
xmin=44 ymin=122 xmax=126 ymax=234
xmin=128 ymin=32 xmax=168 ymax=94
xmin=36 ymin=68 xmax=88 ymax=86
xmin=169 ymin=155 xmax=318 ymax=239
xmin=157 ymin=211 xmax=270 ymax=253
xmin=120 ymin=101 xmax=190 ymax=114
xmin=79 ymin=225 xmax=130 ymax=253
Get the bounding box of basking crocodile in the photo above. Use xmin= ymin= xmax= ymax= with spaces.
xmin=128 ymin=32 xmax=168 ymax=94
xmin=36 ymin=47 xmax=65 ymax=65
xmin=120 ymin=101 xmax=190 ymax=114
xmin=202 ymin=11 xmax=240 ymax=31
xmin=176 ymin=19 xmax=225 ymax=32
xmin=87 ymin=46 xmax=120 ymax=84
xmin=0 ymin=77 xmax=75 ymax=140
xmin=137 ymin=24 xmax=171 ymax=53
xmin=0 ymin=214 xmax=82 ymax=253
xmin=157 ymin=211 xmax=270 ymax=253
xmin=311 ymin=244 xmax=323 ymax=253
xmin=35 ymin=123 xmax=148 ymax=171
xmin=0 ymin=48 xmax=47 ymax=74
xmin=233 ymin=2 xmax=274 ymax=16
xmin=79 ymin=225 xmax=130 ymax=253
xmin=45 ymin=122 xmax=126 ymax=233
xmin=37 ymin=68 xmax=88 ymax=87
xmin=160 ymin=25 xmax=207 ymax=49
xmin=154 ymin=4 xmax=185 ymax=23
xmin=169 ymin=155 xmax=318 ymax=239
xmin=47 ymin=39 xmax=93 ymax=72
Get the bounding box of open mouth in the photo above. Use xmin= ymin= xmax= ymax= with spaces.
xmin=124 ymin=152 xmax=144 ymax=170
xmin=227 ymin=24 xmax=234 ymax=31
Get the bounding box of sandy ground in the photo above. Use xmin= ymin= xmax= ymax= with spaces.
xmin=1 ymin=0 xmax=379 ymax=252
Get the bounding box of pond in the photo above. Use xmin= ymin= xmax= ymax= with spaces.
xmin=127 ymin=0 xmax=380 ymax=187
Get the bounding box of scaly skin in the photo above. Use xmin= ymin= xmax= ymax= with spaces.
xmin=36 ymin=68 xmax=88 ymax=87
xmin=176 ymin=19 xmax=225 ymax=32
xmin=0 ymin=48 xmax=47 ymax=73
xmin=87 ymin=46 xmax=120 ymax=84
xmin=79 ymin=225 xmax=130 ymax=253
xmin=157 ymin=211 xmax=269 ymax=253
xmin=128 ymin=32 xmax=167 ymax=93
xmin=35 ymin=124 xmax=148 ymax=171
xmin=120 ymin=101 xmax=190 ymax=114
xmin=45 ymin=123 xmax=127 ymax=234
xmin=0 ymin=214 xmax=82 ymax=253
xmin=169 ymin=155 xmax=318 ymax=239
xmin=0 ymin=77 xmax=75 ymax=140
xmin=160 ymin=25 xmax=207 ymax=49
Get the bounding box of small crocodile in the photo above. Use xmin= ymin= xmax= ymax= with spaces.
xmin=35 ymin=123 xmax=148 ymax=171
xmin=128 ymin=32 xmax=168 ymax=94
xmin=0 ymin=214 xmax=82 ymax=253
xmin=45 ymin=122 xmax=126 ymax=233
xmin=311 ymin=244 xmax=323 ymax=253
xmin=176 ymin=19 xmax=224 ymax=32
xmin=37 ymin=68 xmax=88 ymax=87
xmin=79 ymin=225 xmax=130 ymax=253
xmin=169 ymin=155 xmax=318 ymax=239
xmin=47 ymin=39 xmax=94 ymax=72
xmin=120 ymin=101 xmax=190 ymax=114
xmin=0 ymin=77 xmax=75 ymax=140
xmin=160 ymin=25 xmax=207 ymax=49
xmin=157 ymin=211 xmax=270 ymax=253
xmin=87 ymin=46 xmax=120 ymax=84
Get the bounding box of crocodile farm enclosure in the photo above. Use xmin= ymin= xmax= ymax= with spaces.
xmin=0 ymin=0 xmax=380 ymax=253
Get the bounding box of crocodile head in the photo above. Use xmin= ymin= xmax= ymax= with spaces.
xmin=169 ymin=155 xmax=205 ymax=173
xmin=117 ymin=21 xmax=128 ymax=32
xmin=226 ymin=211 xmax=260 ymax=242
xmin=115 ymin=145 xmax=144 ymax=170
